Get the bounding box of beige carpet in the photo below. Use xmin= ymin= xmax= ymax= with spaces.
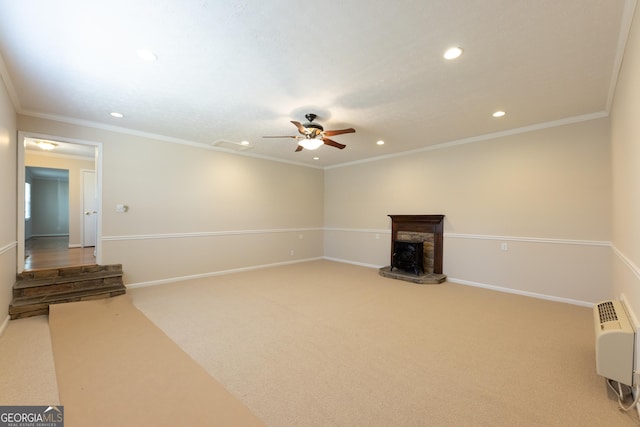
xmin=48 ymin=295 xmax=263 ymax=427
xmin=130 ymin=260 xmax=637 ymax=426
xmin=0 ymin=315 xmax=59 ymax=405
xmin=2 ymin=260 xmax=637 ymax=425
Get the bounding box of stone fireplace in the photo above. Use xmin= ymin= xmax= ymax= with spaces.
xmin=379 ymin=214 xmax=446 ymax=284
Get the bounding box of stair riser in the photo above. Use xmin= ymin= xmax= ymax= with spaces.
xmin=14 ymin=277 xmax=124 ymax=298
xmin=9 ymin=289 xmax=126 ymax=319
xmin=10 ymin=264 xmax=126 ymax=320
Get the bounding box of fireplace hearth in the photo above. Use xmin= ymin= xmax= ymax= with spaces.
xmin=379 ymin=215 xmax=447 ymax=284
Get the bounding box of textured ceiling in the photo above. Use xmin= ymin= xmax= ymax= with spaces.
xmin=0 ymin=0 xmax=634 ymax=167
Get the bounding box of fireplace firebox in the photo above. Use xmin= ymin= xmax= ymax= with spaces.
xmin=391 ymin=240 xmax=424 ymax=275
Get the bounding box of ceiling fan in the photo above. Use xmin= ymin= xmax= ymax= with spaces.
xmin=263 ymin=113 xmax=355 ymax=151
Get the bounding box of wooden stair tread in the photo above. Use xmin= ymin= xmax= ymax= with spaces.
xmin=14 ymin=270 xmax=123 ymax=289
xmin=17 ymin=263 xmax=121 ymax=276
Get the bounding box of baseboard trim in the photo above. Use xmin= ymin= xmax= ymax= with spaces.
xmin=322 ymin=257 xmax=384 ymax=269
xmin=447 ymin=277 xmax=593 ymax=307
xmin=126 ymin=255 xmax=595 ymax=308
xmin=324 ymin=257 xmax=593 ymax=307
xmin=126 ymin=257 xmax=324 ymax=289
xmin=0 ymin=315 xmax=10 ymax=338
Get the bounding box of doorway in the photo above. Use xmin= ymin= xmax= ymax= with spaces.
xmin=17 ymin=133 xmax=103 ymax=273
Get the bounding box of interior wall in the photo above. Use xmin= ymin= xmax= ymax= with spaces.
xmin=30 ymin=174 xmax=69 ymax=237
xmin=17 ymin=115 xmax=325 ymax=284
xmin=611 ymin=4 xmax=640 ymax=334
xmin=324 ymin=117 xmax=612 ymax=305
xmin=0 ymin=73 xmax=17 ymax=322
xmin=25 ymin=153 xmax=95 ymax=247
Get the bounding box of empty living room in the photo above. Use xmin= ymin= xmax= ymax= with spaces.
xmin=1 ymin=1 xmax=640 ymax=426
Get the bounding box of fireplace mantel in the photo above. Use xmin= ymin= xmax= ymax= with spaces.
xmin=388 ymin=215 xmax=444 ymax=274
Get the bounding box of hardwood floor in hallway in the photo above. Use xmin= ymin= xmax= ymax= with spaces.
xmin=24 ymin=236 xmax=96 ymax=270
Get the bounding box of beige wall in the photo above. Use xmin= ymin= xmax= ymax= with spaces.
xmin=611 ymin=4 xmax=640 ymax=338
xmin=25 ymin=152 xmax=95 ymax=246
xmin=0 ymin=75 xmax=17 ymax=323
xmin=325 ymin=118 xmax=612 ymax=305
xmin=10 ymin=8 xmax=640 ymax=309
xmin=17 ymin=116 xmax=325 ymax=284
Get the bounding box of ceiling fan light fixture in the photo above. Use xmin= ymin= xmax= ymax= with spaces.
xmin=299 ymin=137 xmax=324 ymax=150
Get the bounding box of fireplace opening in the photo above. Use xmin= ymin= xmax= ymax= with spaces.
xmin=391 ymin=240 xmax=424 ymax=275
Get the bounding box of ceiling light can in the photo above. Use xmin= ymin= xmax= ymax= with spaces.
xmin=444 ymin=47 xmax=463 ymax=60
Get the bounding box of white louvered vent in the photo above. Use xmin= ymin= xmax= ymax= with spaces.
xmin=597 ymin=301 xmax=618 ymax=323
xmin=593 ymin=300 xmax=635 ymax=386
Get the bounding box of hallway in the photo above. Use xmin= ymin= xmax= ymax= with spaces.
xmin=24 ymin=236 xmax=95 ymax=270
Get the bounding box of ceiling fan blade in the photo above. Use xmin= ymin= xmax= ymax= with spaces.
xmin=262 ymin=135 xmax=298 ymax=139
xmin=323 ymin=128 xmax=355 ymax=137
xmin=291 ymin=121 xmax=308 ymax=135
xmin=295 ymin=145 xmax=304 ymax=152
xmin=322 ymin=138 xmax=346 ymax=149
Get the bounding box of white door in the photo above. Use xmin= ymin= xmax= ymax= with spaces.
xmin=82 ymin=170 xmax=97 ymax=247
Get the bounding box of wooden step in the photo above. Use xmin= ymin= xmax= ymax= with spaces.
xmin=14 ymin=271 xmax=123 ymax=298
xmin=16 ymin=264 xmax=122 ymax=283
xmin=9 ymin=264 xmax=126 ymax=319
xmin=10 ymin=285 xmax=126 ymax=319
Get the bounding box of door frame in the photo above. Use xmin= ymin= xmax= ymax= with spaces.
xmin=17 ymin=131 xmax=103 ymax=273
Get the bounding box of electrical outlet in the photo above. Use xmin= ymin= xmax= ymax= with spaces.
xmin=375 ymin=234 xmax=380 ymax=240
xmin=501 ymin=242 xmax=508 ymax=251
xmin=290 ymin=250 xmax=294 ymax=256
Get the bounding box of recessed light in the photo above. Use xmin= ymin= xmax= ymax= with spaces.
xmin=110 ymin=112 xmax=123 ymax=118
xmin=240 ymin=140 xmax=250 ymax=146
xmin=313 ymin=157 xmax=320 ymax=160
xmin=492 ymin=110 xmax=506 ymax=118
xmin=376 ymin=140 xmax=385 ymax=146
xmin=444 ymin=46 xmax=463 ymax=60
xmin=136 ymin=49 xmax=158 ymax=62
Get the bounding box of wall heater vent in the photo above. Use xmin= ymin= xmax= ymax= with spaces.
xmin=593 ymin=300 xmax=635 ymax=386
